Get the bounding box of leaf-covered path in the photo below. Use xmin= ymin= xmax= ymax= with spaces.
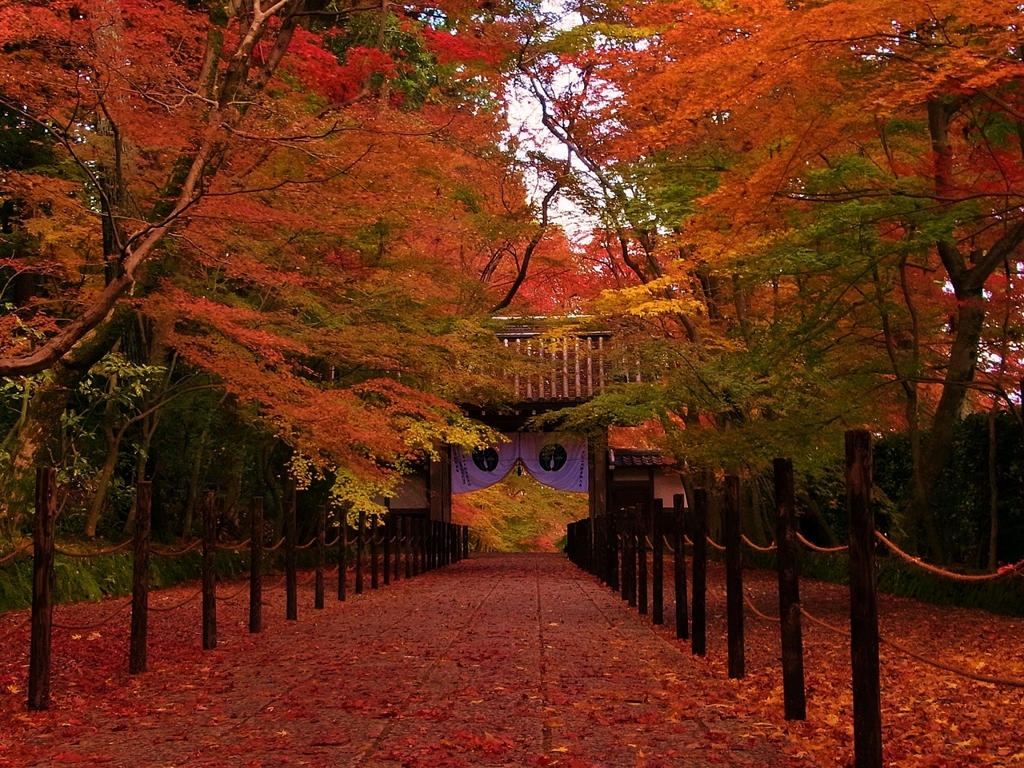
xmin=0 ymin=554 xmax=816 ymax=767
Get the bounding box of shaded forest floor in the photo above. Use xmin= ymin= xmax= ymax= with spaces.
xmin=0 ymin=554 xmax=1021 ymax=766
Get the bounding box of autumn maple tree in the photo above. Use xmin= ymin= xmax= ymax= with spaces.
xmin=0 ymin=0 xmax=576 ymax=533
xmin=512 ymin=0 xmax=1024 ymax=563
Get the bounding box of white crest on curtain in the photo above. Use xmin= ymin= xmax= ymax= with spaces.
xmin=452 ymin=433 xmax=589 ymax=494
xmin=451 ymin=436 xmax=520 ymax=494
xmin=519 ymin=433 xmax=589 ymax=493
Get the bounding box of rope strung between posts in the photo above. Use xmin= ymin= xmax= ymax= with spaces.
xmin=882 ymin=634 xmax=1024 ymax=688
xmin=53 ymin=598 xmax=132 ymax=631
xmin=326 ymin=536 xmax=339 ymax=548
xmin=875 ymin=531 xmax=1024 ymax=582
xmin=214 ymin=583 xmax=250 ymax=602
xmin=295 ymin=538 xmax=317 ymax=551
xmin=264 ymin=537 xmax=287 ymax=552
xmin=796 ymin=532 xmax=848 ymax=553
xmin=741 ymin=535 xmax=777 ymax=552
xmin=149 ymin=589 xmax=203 ymax=613
xmin=151 ymin=539 xmax=203 ymax=557
xmin=706 ymin=536 xmax=726 ymax=552
xmin=743 ymin=591 xmax=781 ymax=623
xmin=55 ymin=539 xmax=133 ymax=558
xmin=0 ymin=539 xmax=32 ymax=566
xmin=220 ymin=539 xmax=252 ymax=552
xmin=800 ymin=605 xmax=846 ymax=634
xmin=800 ymin=606 xmax=1024 ymax=689
xmin=0 ymin=616 xmax=30 ymax=643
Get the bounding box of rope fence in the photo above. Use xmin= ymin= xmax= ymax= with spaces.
xmin=795 ymin=532 xmax=848 ymax=553
xmin=706 ymin=535 xmax=726 ymax=552
xmin=6 ymin=471 xmax=470 ymax=713
xmin=149 ymin=589 xmax=204 ymax=613
xmin=0 ymin=616 xmax=30 ymax=643
xmin=0 ymin=539 xmax=33 ymax=565
xmin=53 ymin=598 xmax=133 ymax=631
xmin=741 ymin=535 xmax=776 ymax=553
xmin=743 ymin=591 xmax=780 ymax=622
xmin=214 ymin=582 xmax=251 ymax=602
xmin=567 ymin=441 xmax=1024 ymax=768
xmin=54 ymin=540 xmax=133 ymax=558
xmin=875 ymin=531 xmax=1024 ymax=582
xmin=798 ymin=605 xmax=1024 ymax=689
xmin=151 ymin=539 xmax=203 ymax=557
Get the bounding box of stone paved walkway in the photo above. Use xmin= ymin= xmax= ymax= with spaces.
xmin=2 ymin=554 xmax=818 ymax=767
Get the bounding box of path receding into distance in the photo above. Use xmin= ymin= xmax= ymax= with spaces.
xmin=12 ymin=554 xmax=818 ymax=767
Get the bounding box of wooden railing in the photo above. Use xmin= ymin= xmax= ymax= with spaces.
xmin=498 ymin=331 xmax=611 ymax=402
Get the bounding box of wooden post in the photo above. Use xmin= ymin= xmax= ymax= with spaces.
xmin=421 ymin=518 xmax=429 ymax=572
xmin=436 ymin=520 xmax=442 ymax=568
xmin=250 ymin=497 xmax=264 ymax=631
xmin=285 ymin=483 xmax=297 ymax=621
xmin=424 ymin=519 xmax=432 ymax=571
xmin=338 ymin=513 xmax=348 ymax=602
xmin=775 ymin=458 xmax=806 ymax=720
xmin=439 ymin=521 xmax=446 ymax=567
xmin=383 ymin=515 xmax=391 ymax=586
xmin=627 ymin=511 xmax=638 ymax=607
xmin=439 ymin=520 xmax=445 ymax=567
xmin=129 ymin=481 xmax=151 ymax=674
xmin=356 ymin=510 xmax=365 ymax=594
xmin=607 ymin=511 xmax=619 ymax=592
xmin=403 ymin=518 xmax=411 ymax=577
xmin=419 ymin=518 xmax=427 ymax=572
xmin=202 ymin=490 xmax=217 ymax=650
xmin=315 ymin=504 xmax=326 ymax=609
xmin=392 ymin=516 xmax=401 ymax=579
xmin=370 ymin=515 xmax=379 ymax=589
xmin=411 ymin=517 xmax=420 ymax=576
xmin=430 ymin=520 xmax=437 ymax=570
xmin=652 ymin=499 xmax=664 ymax=625
xmin=463 ymin=524 xmax=470 ymax=559
xmin=673 ymin=493 xmax=688 ymax=640
xmin=724 ymin=475 xmax=745 ymax=678
xmin=692 ymin=488 xmax=708 ymax=656
xmin=619 ymin=509 xmax=629 ymax=602
xmin=638 ymin=509 xmax=649 ymax=615
xmin=847 ymin=430 xmax=882 ymax=768
xmin=420 ymin=517 xmax=428 ymax=574
xmin=28 ymin=466 xmax=56 ymax=710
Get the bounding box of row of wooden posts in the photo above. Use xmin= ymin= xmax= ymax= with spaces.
xmin=26 ymin=467 xmax=469 ymax=712
xmin=566 ymin=430 xmax=883 ymax=768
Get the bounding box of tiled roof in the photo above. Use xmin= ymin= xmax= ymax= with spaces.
xmin=610 ymin=449 xmax=673 ymax=467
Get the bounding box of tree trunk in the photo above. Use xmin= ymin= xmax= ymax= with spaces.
xmin=987 ymin=405 xmax=999 ymax=572
xmin=182 ymin=423 xmax=211 ymax=538
xmin=911 ymin=290 xmax=986 ymax=561
xmin=0 ymin=312 xmax=129 ymax=533
xmin=85 ymin=379 xmax=120 ymax=538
